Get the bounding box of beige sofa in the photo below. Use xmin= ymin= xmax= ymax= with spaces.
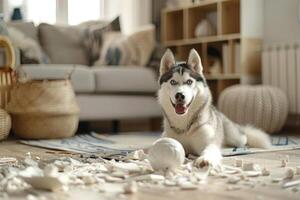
xmin=0 ymin=21 xmax=161 ymax=128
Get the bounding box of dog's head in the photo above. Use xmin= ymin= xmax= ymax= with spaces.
xmin=158 ymin=49 xmax=208 ymax=116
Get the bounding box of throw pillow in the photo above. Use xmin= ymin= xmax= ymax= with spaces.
xmin=39 ymin=23 xmax=89 ymax=65
xmin=94 ymin=24 xmax=155 ymax=66
xmin=79 ymin=16 xmax=121 ymax=65
xmin=7 ymin=21 xmax=39 ymax=42
xmin=7 ymin=27 xmax=44 ymax=64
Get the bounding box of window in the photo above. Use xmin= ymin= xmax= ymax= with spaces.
xmin=6 ymin=0 xmax=103 ymax=25
xmin=68 ymin=0 xmax=102 ymax=25
xmin=25 ymin=0 xmax=56 ymax=24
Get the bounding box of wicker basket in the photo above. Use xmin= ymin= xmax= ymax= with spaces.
xmin=6 ymin=79 xmax=80 ymax=139
xmin=0 ymin=36 xmax=16 ymax=110
xmin=0 ymin=108 xmax=11 ymax=140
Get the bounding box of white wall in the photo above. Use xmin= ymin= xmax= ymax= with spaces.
xmin=241 ymin=0 xmax=264 ymax=38
xmin=263 ymin=0 xmax=300 ymax=44
xmin=104 ymin=0 xmax=152 ymax=34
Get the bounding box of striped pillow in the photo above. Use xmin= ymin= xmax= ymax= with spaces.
xmin=94 ymin=25 xmax=155 ymax=66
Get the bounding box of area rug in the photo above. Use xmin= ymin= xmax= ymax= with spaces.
xmin=20 ymin=132 xmax=300 ymax=158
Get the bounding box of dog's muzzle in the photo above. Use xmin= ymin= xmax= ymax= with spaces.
xmin=170 ymin=97 xmax=193 ymax=115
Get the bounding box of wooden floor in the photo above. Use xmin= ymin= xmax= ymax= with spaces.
xmin=1 ymin=140 xmax=300 ymax=200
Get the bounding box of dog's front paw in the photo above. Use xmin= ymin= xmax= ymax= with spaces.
xmin=194 ymin=156 xmax=211 ymax=168
xmin=193 ymin=153 xmax=222 ymax=170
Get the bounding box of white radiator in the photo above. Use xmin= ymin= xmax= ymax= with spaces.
xmin=262 ymin=43 xmax=300 ymax=114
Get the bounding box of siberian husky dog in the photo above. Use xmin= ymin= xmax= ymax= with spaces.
xmin=158 ymin=49 xmax=271 ymax=168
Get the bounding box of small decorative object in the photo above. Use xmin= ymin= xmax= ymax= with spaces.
xmin=0 ymin=109 xmax=11 ymax=140
xmin=7 ymin=77 xmax=80 ymax=139
xmin=148 ymin=137 xmax=185 ymax=170
xmin=207 ymin=47 xmax=221 ymax=74
xmin=194 ymin=19 xmax=216 ymax=37
xmin=218 ymin=85 xmax=288 ymax=134
xmin=11 ymin=8 xmax=23 ymax=21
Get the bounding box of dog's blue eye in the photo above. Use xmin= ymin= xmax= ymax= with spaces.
xmin=170 ymin=80 xmax=177 ymax=85
xmin=186 ymin=79 xmax=193 ymax=85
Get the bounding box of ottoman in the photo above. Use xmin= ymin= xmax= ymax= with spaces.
xmin=218 ymin=85 xmax=288 ymax=134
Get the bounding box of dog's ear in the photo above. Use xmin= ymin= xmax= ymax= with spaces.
xmin=187 ymin=49 xmax=203 ymax=74
xmin=160 ymin=49 xmax=175 ymax=76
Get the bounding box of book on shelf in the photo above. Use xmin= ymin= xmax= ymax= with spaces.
xmin=222 ymin=44 xmax=229 ymax=74
xmin=234 ymin=43 xmax=241 ymax=74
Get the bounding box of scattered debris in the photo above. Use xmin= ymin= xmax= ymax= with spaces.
xmin=284 ymin=168 xmax=294 ymax=179
xmin=132 ymin=174 xmax=165 ymax=182
xmin=261 ymin=168 xmax=270 ymax=176
xmin=272 ymin=178 xmax=283 ymax=183
xmin=179 ymin=182 xmax=198 ymax=190
xmin=226 ymin=185 xmax=241 ymax=191
xmin=123 ymin=182 xmax=138 ymax=194
xmin=43 ymin=164 xmax=58 ymax=177
xmin=242 ymin=163 xmax=261 ymax=171
xmin=0 ymin=157 xmax=17 ymax=165
xmin=291 ymin=187 xmax=298 ymax=192
xmin=227 ymin=176 xmax=240 ymax=184
xmin=235 ymin=159 xmax=243 ymax=167
xmin=222 ymin=165 xmax=242 ymax=173
xmin=0 ymin=147 xmax=299 ymax=198
xmin=127 ymin=150 xmax=147 ymax=161
xmin=295 ymin=166 xmax=300 ymax=175
xmin=281 ymin=160 xmax=287 ymax=168
xmin=282 ymin=179 xmax=300 ymax=188
xmin=164 ymin=180 xmax=177 ymax=186
xmin=285 ymin=155 xmax=290 ymax=163
xmin=82 ymin=176 xmax=97 ymax=185
xmin=20 ymin=176 xmax=64 ymax=191
xmin=244 ymin=171 xmax=261 ymax=177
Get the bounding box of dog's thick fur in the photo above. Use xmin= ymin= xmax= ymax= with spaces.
xmin=157 ymin=49 xmax=271 ymax=167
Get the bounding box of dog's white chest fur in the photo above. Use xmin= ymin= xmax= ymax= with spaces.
xmin=163 ymin=123 xmax=216 ymax=155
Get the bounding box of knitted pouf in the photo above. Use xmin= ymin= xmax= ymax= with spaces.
xmin=218 ymin=85 xmax=288 ymax=134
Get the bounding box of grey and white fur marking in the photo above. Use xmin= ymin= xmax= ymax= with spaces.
xmin=157 ymin=49 xmax=271 ymax=168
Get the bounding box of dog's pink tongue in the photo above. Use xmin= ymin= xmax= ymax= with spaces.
xmin=175 ymin=104 xmax=186 ymax=114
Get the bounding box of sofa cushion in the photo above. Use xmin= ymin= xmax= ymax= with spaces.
xmin=77 ymin=95 xmax=161 ymax=120
xmin=38 ymin=23 xmax=88 ymax=65
xmin=20 ymin=64 xmax=95 ymax=93
xmin=92 ymin=66 xmax=158 ymax=93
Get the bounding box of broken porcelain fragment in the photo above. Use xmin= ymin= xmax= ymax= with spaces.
xmin=261 ymin=168 xmax=270 ymax=176
xmin=179 ymin=182 xmax=198 ymax=190
xmin=123 ymin=181 xmax=138 ymax=194
xmin=20 ymin=176 xmax=64 ymax=191
xmin=227 ymin=176 xmax=240 ymax=184
xmin=284 ymin=168 xmax=294 ymax=179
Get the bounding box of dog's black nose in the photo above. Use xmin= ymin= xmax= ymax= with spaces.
xmin=175 ymin=93 xmax=185 ymax=101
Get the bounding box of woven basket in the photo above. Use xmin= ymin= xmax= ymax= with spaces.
xmin=0 ymin=108 xmax=11 ymax=140
xmin=6 ymin=79 xmax=80 ymax=139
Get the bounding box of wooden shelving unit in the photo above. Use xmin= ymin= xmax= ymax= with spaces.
xmin=161 ymin=0 xmax=262 ymax=102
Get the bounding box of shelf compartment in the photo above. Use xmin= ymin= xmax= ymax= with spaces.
xmin=177 ymin=44 xmax=208 ymax=73
xmin=187 ymin=3 xmax=218 ymax=39
xmin=161 ymin=10 xmax=184 ymax=42
xmin=220 ymin=0 xmax=240 ymax=34
xmin=162 ymin=33 xmax=240 ymax=46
